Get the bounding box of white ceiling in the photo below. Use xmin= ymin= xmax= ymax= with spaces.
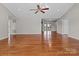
xmin=3 ymin=3 xmax=73 ymax=19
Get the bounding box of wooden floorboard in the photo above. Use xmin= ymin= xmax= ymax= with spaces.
xmin=0 ymin=32 xmax=79 ymax=56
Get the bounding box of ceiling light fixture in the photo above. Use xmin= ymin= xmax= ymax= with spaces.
xmin=30 ymin=4 xmax=49 ymax=14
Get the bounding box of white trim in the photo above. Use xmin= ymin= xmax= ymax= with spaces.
xmin=57 ymin=32 xmax=79 ymax=40
xmin=0 ymin=36 xmax=8 ymax=40
xmin=57 ymin=32 xmax=68 ymax=35
xmin=69 ymin=35 xmax=79 ymax=40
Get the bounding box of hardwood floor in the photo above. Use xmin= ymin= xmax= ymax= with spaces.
xmin=0 ymin=32 xmax=79 ymax=56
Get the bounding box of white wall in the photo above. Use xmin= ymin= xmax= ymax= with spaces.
xmin=51 ymin=21 xmax=57 ymax=31
xmin=62 ymin=19 xmax=69 ymax=34
xmin=56 ymin=19 xmax=69 ymax=34
xmin=56 ymin=19 xmax=62 ymax=34
xmin=0 ymin=4 xmax=14 ymax=40
xmin=16 ymin=17 xmax=41 ymax=34
xmin=61 ymin=4 xmax=79 ymax=40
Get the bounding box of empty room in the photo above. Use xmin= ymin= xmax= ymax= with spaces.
xmin=0 ymin=3 xmax=79 ymax=56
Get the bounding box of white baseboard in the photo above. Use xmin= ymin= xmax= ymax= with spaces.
xmin=0 ymin=36 xmax=8 ymax=40
xmin=57 ymin=32 xmax=79 ymax=40
xmin=57 ymin=32 xmax=68 ymax=35
xmin=69 ymin=35 xmax=79 ymax=40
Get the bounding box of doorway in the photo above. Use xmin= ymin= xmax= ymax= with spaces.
xmin=41 ymin=18 xmax=57 ymax=37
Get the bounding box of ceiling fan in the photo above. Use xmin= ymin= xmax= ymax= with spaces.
xmin=30 ymin=4 xmax=49 ymax=14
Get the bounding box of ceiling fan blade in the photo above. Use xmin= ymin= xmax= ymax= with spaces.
xmin=42 ymin=8 xmax=49 ymax=10
xmin=35 ymin=11 xmax=38 ymax=14
xmin=37 ymin=5 xmax=40 ymax=9
xmin=40 ymin=10 xmax=45 ymax=13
